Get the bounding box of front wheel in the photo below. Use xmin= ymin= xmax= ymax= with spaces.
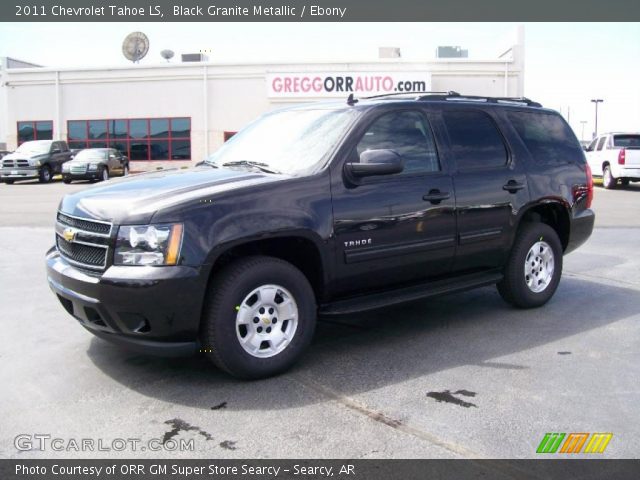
xmin=201 ymin=256 xmax=317 ymax=379
xmin=122 ymin=164 xmax=129 ymax=176
xmin=497 ymin=222 xmax=563 ymax=309
xmin=99 ymin=166 xmax=109 ymax=182
xmin=603 ymin=165 xmax=616 ymax=189
xmin=38 ymin=166 xmax=52 ymax=183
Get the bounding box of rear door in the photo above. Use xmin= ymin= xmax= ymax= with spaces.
xmin=330 ymin=108 xmax=456 ymax=295
xmin=438 ymin=107 xmax=529 ymax=272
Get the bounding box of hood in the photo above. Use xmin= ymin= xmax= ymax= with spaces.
xmin=58 ymin=166 xmax=287 ymax=225
xmin=2 ymin=151 xmax=47 ymax=162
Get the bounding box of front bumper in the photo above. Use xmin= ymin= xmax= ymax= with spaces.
xmin=63 ymin=171 xmax=102 ymax=181
xmin=46 ymin=247 xmax=207 ymax=357
xmin=0 ymin=167 xmax=39 ymax=180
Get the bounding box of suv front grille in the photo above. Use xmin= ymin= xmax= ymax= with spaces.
xmin=56 ymin=236 xmax=107 ymax=268
xmin=57 ymin=212 xmax=111 ymax=235
xmin=55 ymin=212 xmax=113 ymax=271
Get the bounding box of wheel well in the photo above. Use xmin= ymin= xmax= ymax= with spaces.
xmin=520 ymin=204 xmax=570 ymax=251
xmin=602 ymin=161 xmax=610 ymax=170
xmin=209 ymin=237 xmax=325 ymax=299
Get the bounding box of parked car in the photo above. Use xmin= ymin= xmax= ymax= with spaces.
xmin=46 ymin=93 xmax=594 ymax=379
xmin=62 ymin=148 xmax=129 ymax=183
xmin=0 ymin=140 xmax=73 ymax=184
xmin=585 ymin=132 xmax=640 ymax=189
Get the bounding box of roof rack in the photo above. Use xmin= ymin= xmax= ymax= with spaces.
xmin=418 ymin=93 xmax=542 ymax=107
xmin=362 ymin=90 xmax=461 ymax=100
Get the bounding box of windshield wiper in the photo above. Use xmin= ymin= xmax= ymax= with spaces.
xmin=197 ymin=159 xmax=219 ymax=168
xmin=221 ymin=160 xmax=280 ymax=174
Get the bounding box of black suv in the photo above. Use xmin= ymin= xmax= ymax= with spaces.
xmin=46 ymin=93 xmax=595 ymax=379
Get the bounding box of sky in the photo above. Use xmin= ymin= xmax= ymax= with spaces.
xmin=0 ymin=22 xmax=639 ymax=138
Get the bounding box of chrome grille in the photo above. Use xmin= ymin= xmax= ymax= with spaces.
xmin=56 ymin=212 xmax=113 ymax=270
xmin=57 ymin=212 xmax=111 ymax=235
xmin=70 ymin=164 xmax=87 ymax=174
xmin=3 ymin=159 xmax=29 ymax=168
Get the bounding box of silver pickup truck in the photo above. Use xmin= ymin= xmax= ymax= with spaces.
xmin=0 ymin=140 xmax=73 ymax=184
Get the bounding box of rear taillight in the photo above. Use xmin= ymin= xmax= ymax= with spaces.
xmin=618 ymin=148 xmax=626 ymax=165
xmin=585 ymin=163 xmax=594 ymax=208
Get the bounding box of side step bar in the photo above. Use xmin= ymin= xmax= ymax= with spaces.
xmin=319 ymin=270 xmax=503 ymax=316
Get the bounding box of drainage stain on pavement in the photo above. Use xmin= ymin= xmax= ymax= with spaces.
xmin=426 ymin=389 xmax=478 ymax=408
xmin=558 ymin=351 xmax=572 ymax=355
xmin=210 ymin=401 xmax=228 ymax=410
xmin=162 ymin=418 xmax=214 ymax=444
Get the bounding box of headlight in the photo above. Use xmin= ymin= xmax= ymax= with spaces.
xmin=62 ymin=163 xmax=70 ymax=172
xmin=34 ymin=159 xmax=42 ymax=167
xmin=114 ymin=224 xmax=183 ymax=266
xmin=88 ymin=163 xmax=99 ymax=171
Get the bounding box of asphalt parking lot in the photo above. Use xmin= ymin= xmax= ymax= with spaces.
xmin=1 ymin=178 xmax=639 ymax=459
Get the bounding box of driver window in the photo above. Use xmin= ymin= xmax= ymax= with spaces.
xmin=356 ymin=111 xmax=440 ymax=174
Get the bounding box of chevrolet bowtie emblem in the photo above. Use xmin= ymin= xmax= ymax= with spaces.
xmin=62 ymin=228 xmax=77 ymax=243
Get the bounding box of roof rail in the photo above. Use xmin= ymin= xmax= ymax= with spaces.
xmin=362 ymin=90 xmax=461 ymax=100
xmin=418 ymin=93 xmax=542 ymax=107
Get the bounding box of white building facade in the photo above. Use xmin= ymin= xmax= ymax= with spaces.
xmin=0 ymin=28 xmax=525 ymax=169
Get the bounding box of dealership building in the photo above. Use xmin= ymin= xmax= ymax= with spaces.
xmin=0 ymin=27 xmax=525 ymax=170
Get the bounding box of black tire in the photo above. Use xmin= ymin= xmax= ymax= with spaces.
xmin=497 ymin=222 xmax=563 ymax=309
xmin=621 ymin=179 xmax=630 ymax=187
xmin=63 ymin=178 xmax=72 ymax=184
xmin=201 ymin=256 xmax=317 ymax=379
xmin=122 ymin=164 xmax=129 ymax=176
xmin=4 ymin=179 xmax=14 ymax=185
xmin=602 ymin=165 xmax=616 ymax=189
xmin=38 ymin=165 xmax=52 ymax=183
xmin=99 ymin=166 xmax=109 ymax=182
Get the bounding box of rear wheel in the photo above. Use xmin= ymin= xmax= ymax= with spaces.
xmin=497 ymin=223 xmax=563 ymax=308
xmin=201 ymin=256 xmax=317 ymax=379
xmin=4 ymin=179 xmax=14 ymax=185
xmin=122 ymin=164 xmax=129 ymax=176
xmin=38 ymin=165 xmax=52 ymax=183
xmin=602 ymin=165 xmax=616 ymax=189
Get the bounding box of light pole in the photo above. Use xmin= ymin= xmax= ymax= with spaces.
xmin=580 ymin=120 xmax=587 ymax=141
xmin=591 ymin=99 xmax=603 ymax=138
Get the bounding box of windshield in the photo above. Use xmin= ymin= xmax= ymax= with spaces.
xmin=205 ymin=107 xmax=358 ymax=175
xmin=613 ymin=135 xmax=640 ymax=149
xmin=15 ymin=141 xmax=51 ymax=155
xmin=73 ymin=150 xmax=106 ymax=161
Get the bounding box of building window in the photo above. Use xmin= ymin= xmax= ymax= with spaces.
xmin=66 ymin=118 xmax=191 ymax=160
xmin=17 ymin=121 xmax=53 ymax=145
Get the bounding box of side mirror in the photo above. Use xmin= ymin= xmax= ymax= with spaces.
xmin=345 ymin=149 xmax=404 ymax=178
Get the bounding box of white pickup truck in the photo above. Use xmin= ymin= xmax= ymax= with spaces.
xmin=585 ymin=132 xmax=640 ymax=189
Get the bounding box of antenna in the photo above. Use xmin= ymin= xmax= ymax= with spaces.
xmin=160 ymin=49 xmax=175 ymax=62
xmin=122 ymin=32 xmax=150 ymax=63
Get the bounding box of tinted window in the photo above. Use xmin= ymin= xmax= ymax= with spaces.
xmin=507 ymin=111 xmax=583 ymax=163
xmin=129 ymin=120 xmax=148 ymax=139
xmin=88 ymin=120 xmax=108 ymax=139
xmin=443 ymin=110 xmax=507 ymax=170
xmin=596 ymin=137 xmax=607 ymax=151
xmin=356 ymin=111 xmax=439 ymax=174
xmin=614 ymin=135 xmax=640 ymax=148
xmin=587 ymin=138 xmax=598 ymax=152
xmin=150 ymin=119 xmax=169 ymax=138
xmin=17 ymin=121 xmax=53 ymax=145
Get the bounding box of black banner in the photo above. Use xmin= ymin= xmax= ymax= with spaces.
xmin=3 ymin=0 xmax=640 ymax=22
xmin=2 ymin=460 xmax=640 ymax=480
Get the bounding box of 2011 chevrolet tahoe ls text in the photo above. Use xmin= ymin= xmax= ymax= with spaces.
xmin=46 ymin=93 xmax=595 ymax=379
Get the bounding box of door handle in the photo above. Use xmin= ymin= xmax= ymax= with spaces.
xmin=422 ymin=190 xmax=450 ymax=204
xmin=503 ymin=180 xmax=525 ymax=193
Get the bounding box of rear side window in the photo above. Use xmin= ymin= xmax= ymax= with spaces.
xmin=442 ymin=110 xmax=507 ymax=170
xmin=613 ymin=134 xmax=640 ymax=148
xmin=507 ymin=111 xmax=583 ymax=163
xmin=596 ymin=137 xmax=607 ymax=151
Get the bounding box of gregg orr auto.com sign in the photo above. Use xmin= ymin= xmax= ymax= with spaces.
xmin=267 ymin=72 xmax=431 ymax=98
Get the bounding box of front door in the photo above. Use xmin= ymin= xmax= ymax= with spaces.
xmin=330 ymin=108 xmax=456 ymax=296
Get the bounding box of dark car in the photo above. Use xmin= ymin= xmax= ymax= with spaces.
xmin=62 ymin=148 xmax=129 ymax=183
xmin=46 ymin=93 xmax=594 ymax=379
xmin=1 ymin=140 xmax=73 ymax=183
